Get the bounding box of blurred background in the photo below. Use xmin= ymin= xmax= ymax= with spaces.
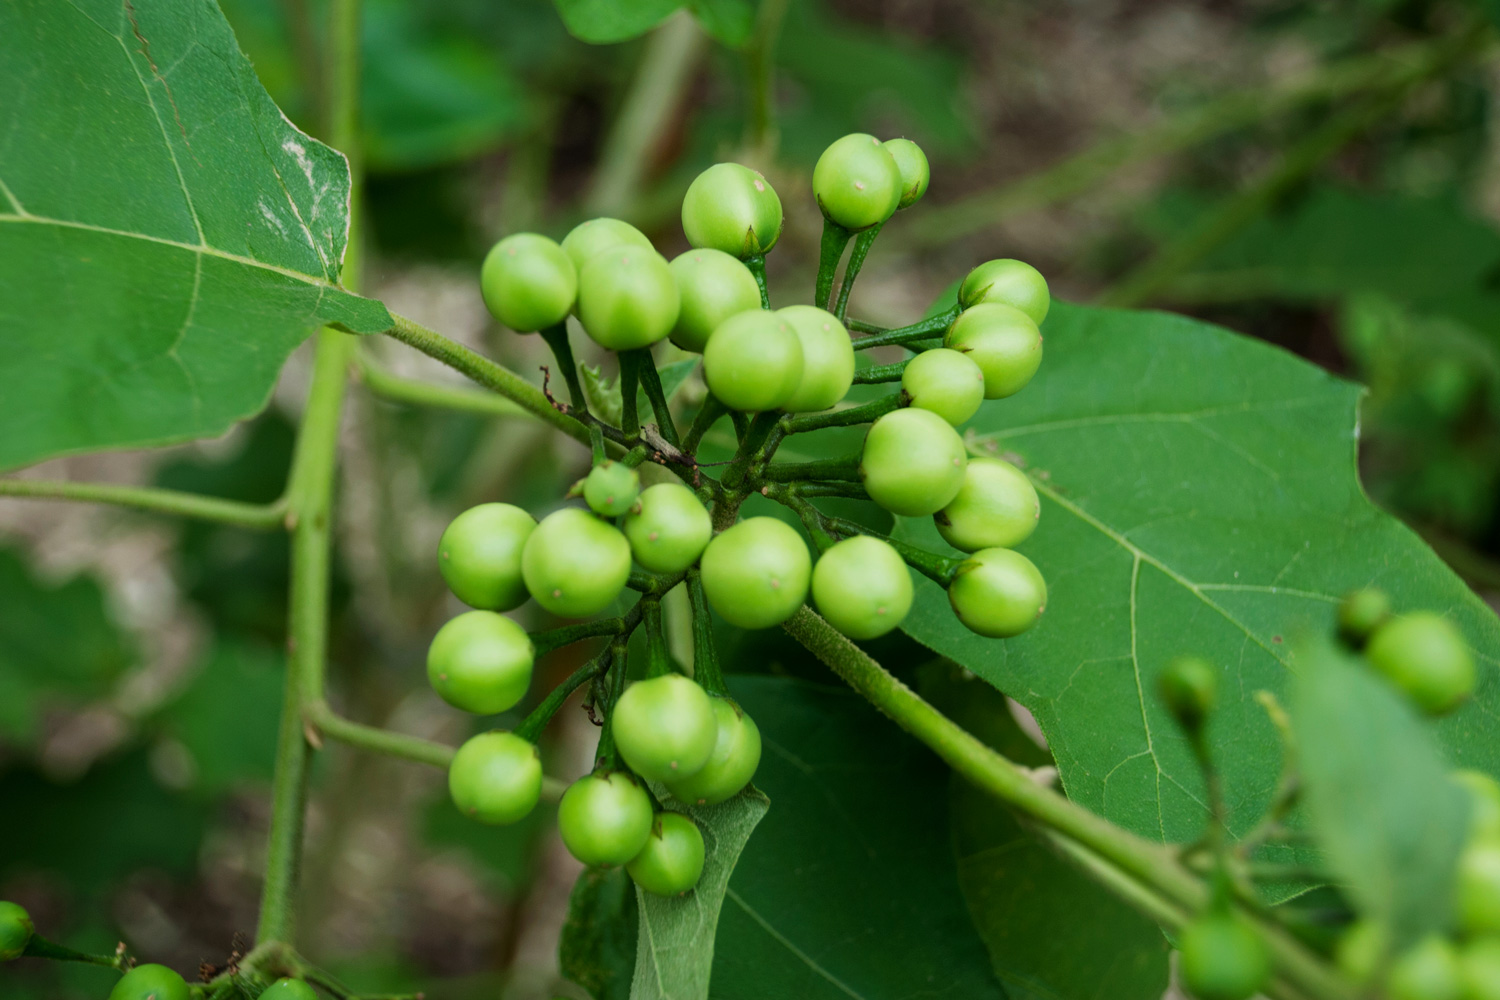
xmin=5 ymin=0 xmax=1500 ymax=996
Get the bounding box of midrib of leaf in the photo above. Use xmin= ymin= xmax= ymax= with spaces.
xmin=721 ymin=887 xmax=867 ymax=1000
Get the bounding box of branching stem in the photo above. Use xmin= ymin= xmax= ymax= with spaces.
xmin=0 ymin=478 xmax=288 ymax=530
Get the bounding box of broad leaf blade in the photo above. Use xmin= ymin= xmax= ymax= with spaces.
xmin=0 ymin=0 xmax=391 ymax=471
xmin=552 ymin=0 xmax=682 ymax=43
xmin=561 ymin=867 xmax=639 ymax=1000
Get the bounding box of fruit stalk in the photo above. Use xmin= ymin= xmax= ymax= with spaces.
xmin=815 ymin=218 xmax=853 ymax=310
xmin=850 ymin=305 xmax=958 ymax=350
xmin=832 ymin=222 xmax=882 ymax=323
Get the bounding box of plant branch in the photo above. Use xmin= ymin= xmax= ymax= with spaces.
xmin=22 ymin=934 xmax=127 ymax=970
xmin=355 ymin=351 xmax=532 ymax=419
xmin=815 ymin=218 xmax=852 ymax=311
xmin=850 ymin=306 xmax=958 ymax=351
xmin=0 ymin=478 xmax=288 ymax=530
xmin=743 ymin=0 xmax=790 ymax=153
xmin=633 ymin=349 xmax=681 ymax=447
xmin=833 ymin=222 xmax=882 ymax=323
xmin=851 ymin=361 xmax=907 ymax=384
xmin=305 ymin=700 xmax=455 ymax=769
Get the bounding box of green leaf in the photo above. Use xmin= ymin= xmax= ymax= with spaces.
xmin=553 ymin=0 xmax=682 ymax=43
xmin=0 ymin=0 xmax=391 ymax=471
xmin=561 ymin=866 xmax=639 ymax=1000
xmin=1292 ymin=634 xmax=1470 ymax=948
xmin=151 ymin=641 xmax=284 ymax=793
xmin=686 ymin=0 xmax=755 ymax=47
xmin=894 ymin=301 xmax=1500 ymax=847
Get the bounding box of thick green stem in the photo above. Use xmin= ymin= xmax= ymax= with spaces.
xmin=0 ymin=478 xmax=287 ymax=529
xmin=815 ymin=218 xmax=852 ymax=311
xmin=781 ymin=392 xmax=901 ymax=436
xmin=22 ymin=935 xmax=126 ymax=970
xmin=684 ymin=569 xmax=727 ymax=695
xmin=538 ymin=323 xmax=590 ymax=415
xmin=851 ymin=361 xmax=908 ymax=385
xmin=821 ymin=515 xmax=959 ymax=585
xmin=762 ymin=455 xmax=862 ymax=483
xmin=851 ymin=306 xmax=958 ymax=351
xmin=742 ymin=0 xmax=789 ymax=152
xmin=532 ymin=615 xmax=635 ymax=656
xmin=643 ymin=598 xmax=670 ymax=678
xmin=722 ymin=410 xmax=781 ymax=490
xmin=355 ymin=352 xmax=531 ymax=419
xmin=833 ymin=223 xmax=882 ymax=323
xmin=517 ymin=652 xmax=612 ymax=743
xmin=305 ymin=700 xmax=454 ymax=769
xmin=683 ymin=394 xmax=728 ymax=453
xmin=627 ymin=348 xmax=680 ymax=445
xmin=792 ymin=481 xmax=870 ymax=500
xmin=618 ymin=351 xmax=642 ymax=439
xmin=593 ymin=641 xmax=631 ymax=769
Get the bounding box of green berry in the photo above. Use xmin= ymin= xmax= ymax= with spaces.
xmin=558 ymin=771 xmax=654 ymax=867
xmin=948 ymin=548 xmax=1047 ymax=639
xmin=427 ymin=610 xmax=535 ymax=715
xmin=1457 ymin=841 xmax=1500 ymax=935
xmin=448 ymin=731 xmax=543 ymax=825
xmin=944 ymin=303 xmax=1043 ymax=399
xmin=882 ymin=138 xmax=930 ymax=210
xmin=612 ymin=674 xmax=718 ymax=783
xmin=1365 ymin=612 xmax=1476 ymax=715
xmin=699 ymin=517 xmax=812 ymax=629
xmin=681 ymin=163 xmax=783 ymax=258
xmin=261 ymin=979 xmax=319 ymax=1000
xmin=627 ymin=812 xmax=706 ymax=896
xmin=811 ymin=536 xmax=914 ymax=640
xmin=577 ymin=247 xmax=680 ymax=351
xmin=1339 ymin=588 xmax=1392 ymax=644
xmin=860 ymin=407 xmax=968 ymax=517
xmin=812 ymin=133 xmax=903 ymax=231
xmin=109 ymin=964 xmax=192 ymax=1000
xmin=1335 ymin=919 xmax=1389 ymax=984
xmin=902 ymin=347 xmax=985 ymax=426
xmin=1388 ymin=935 xmax=1463 ymax=1000
xmin=1453 ymin=769 xmax=1500 ymax=843
xmin=584 ymin=461 xmax=641 ymax=518
xmin=1459 ymin=938 xmax=1500 ymax=1000
xmin=666 ymin=698 xmax=761 ymax=806
xmin=521 ymin=507 xmax=632 ymax=618
xmin=623 ymin=483 xmax=713 ymax=574
xmin=1177 ymin=912 xmax=1270 ymax=1000
xmin=438 ymin=503 xmax=537 ymax=611
xmin=702 ymin=310 xmax=804 ymax=413
xmin=480 ymin=233 xmax=578 ymax=333
xmin=668 ymin=249 xmax=762 ymax=353
xmin=934 ymin=456 xmax=1039 ymax=552
xmin=1159 ymin=657 xmax=1218 ymax=732
xmin=561 ymin=217 xmax=653 ymax=272
xmin=958 ymin=259 xmax=1050 ymax=326
xmin=0 ymin=901 xmax=32 ymax=962
xmin=779 ymin=305 xmax=855 ymax=413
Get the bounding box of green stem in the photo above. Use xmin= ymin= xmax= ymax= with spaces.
xmin=851 ymin=306 xmax=958 ymax=351
xmin=354 ymin=351 xmax=531 ymax=419
xmin=0 ymin=478 xmax=287 ymax=530
xmin=761 ymin=455 xmax=862 ymax=483
xmin=791 ymin=481 xmax=870 ymax=500
xmin=822 ymin=515 xmax=959 ymax=585
xmin=629 ymin=348 xmax=681 ymax=446
xmin=532 ymin=614 xmax=635 ymax=656
xmin=683 ymin=394 xmax=728 ymax=453
xmin=742 ymin=0 xmax=789 ymax=152
xmin=628 ymin=567 xmax=684 ymax=595
xmin=593 ymin=641 xmax=631 ymax=769
xmin=833 ymin=223 xmax=882 ymax=323
xmin=517 ymin=652 xmax=612 ymax=742
xmin=21 ymin=935 xmax=126 ymax=970
xmin=746 ymin=254 xmax=770 ymax=308
xmin=722 ymin=410 xmax=781 ymax=490
xmin=684 ymin=569 xmax=727 ymax=695
xmin=781 ymin=392 xmax=901 ymax=436
xmin=850 ymin=361 xmax=907 ymax=385
xmin=619 ymin=350 xmax=642 ymax=439
xmin=643 ymin=597 xmax=670 ymax=678
xmin=538 ymin=323 xmax=589 ymax=415
xmin=305 ymin=700 xmax=454 ymax=769
xmin=815 ymin=218 xmax=853 ymax=311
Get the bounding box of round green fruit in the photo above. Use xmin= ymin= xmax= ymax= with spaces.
xmin=0 ymin=901 xmax=32 ymax=961
xmin=613 ymin=674 xmax=718 ymax=783
xmin=1459 ymin=938 xmax=1500 ymax=1000
xmin=860 ymin=408 xmax=967 ymax=517
xmin=427 ymin=610 xmax=534 ymax=715
xmin=811 ymin=536 xmax=913 ymax=640
xmin=480 ymin=233 xmax=577 ymax=333
xmin=1159 ymin=656 xmax=1218 ymax=732
xmin=699 ymin=517 xmax=812 ymax=629
xmin=561 ymin=217 xmax=653 ymax=272
xmin=779 ymin=305 xmax=855 ymax=413
xmin=261 ymin=980 xmax=319 ymax=1000
xmin=558 ymin=771 xmax=654 ymax=867
xmin=623 ymin=483 xmax=713 ymax=574
xmin=882 ymin=138 xmax=930 ymax=210
xmin=666 ymin=698 xmax=761 ymax=806
xmin=813 ymin=133 xmax=903 ymax=231
xmin=948 ymin=548 xmax=1047 ymax=638
xmin=668 ymin=249 xmax=762 ymax=353
xmin=1365 ymin=612 xmax=1476 ymax=715
xmin=1387 ymin=935 xmax=1463 ymax=1000
xmin=1177 ymin=912 xmax=1270 ymax=1000
xmin=702 ymin=310 xmax=804 ymax=413
xmin=448 ymin=731 xmax=543 ymax=825
xmin=108 ymin=965 xmax=192 ymax=1000
xmin=1453 ymin=769 xmax=1500 ymax=843
xmin=1334 ymin=919 xmax=1389 ymax=984
xmin=521 ymin=507 xmax=632 ymax=618
xmin=577 ymin=248 xmax=680 ymax=351
xmin=1457 ymin=842 xmax=1500 ymax=935
xmin=944 ymin=303 xmax=1043 ymax=399
xmin=628 ymin=812 xmax=706 ymax=896
xmin=1338 ymin=587 xmax=1392 ymax=645
xmin=958 ymin=259 xmax=1050 ymax=326
xmin=438 ymin=502 xmax=536 ymax=611
xmin=934 ymin=457 xmax=1039 ymax=552
xmin=584 ymin=460 xmax=641 ymax=518
xmin=902 ymin=347 xmax=985 ymax=426
xmin=681 ymin=163 xmax=783 ymax=258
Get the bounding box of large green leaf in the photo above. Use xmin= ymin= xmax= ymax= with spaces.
xmin=0 ymin=0 xmax=391 ymax=471
xmin=561 ymin=867 xmax=639 ymax=1000
xmin=894 ymin=302 xmax=1500 ymax=846
xmin=552 ymin=0 xmax=681 ymax=43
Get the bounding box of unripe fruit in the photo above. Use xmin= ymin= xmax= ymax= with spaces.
xmin=1334 ymin=919 xmax=1388 ymax=984
xmin=948 ymin=548 xmax=1047 ymax=638
xmin=1159 ymin=656 xmax=1218 ymax=732
xmin=613 ymin=674 xmax=718 ymax=783
xmin=1177 ymin=912 xmax=1270 ymax=1000
xmin=1387 ymin=936 xmax=1463 ymax=1000
xmin=882 ymin=138 xmax=930 ymax=210
xmin=438 ymin=503 xmax=536 ymax=611
xmin=934 ymin=457 xmax=1039 ymax=552
xmin=480 ymin=233 xmax=578 ymax=332
xmin=702 ymin=310 xmax=804 ymax=413
xmin=0 ymin=901 xmax=32 ymax=961
xmin=813 ymin=133 xmax=903 ymax=231
xmin=1459 ymin=938 xmax=1500 ymax=1000
xmin=522 ymin=508 xmax=632 ymax=618
xmin=558 ymin=772 xmax=654 ymax=867
xmin=944 ymin=303 xmax=1044 ymax=399
xmin=699 ymin=517 xmax=812 ymax=629
xmin=577 ymin=248 xmax=680 ymax=351
xmin=779 ymin=305 xmax=855 ymax=413
xmin=624 ymin=483 xmax=713 ymax=573
xmin=628 ymin=812 xmax=707 ymax=896
xmin=427 ymin=610 xmax=535 ymax=715
xmin=262 ymin=980 xmax=319 ymax=1000
xmin=902 ymin=347 xmax=985 ymax=426
xmin=681 ymin=163 xmax=783 ymax=258
xmin=584 ymin=460 xmax=641 ymax=518
xmin=109 ymin=964 xmax=192 ymax=1000
xmin=811 ymin=536 xmax=914 ymax=639
xmin=860 ymin=408 xmax=968 ymax=517
xmin=561 ymin=217 xmax=653 ymax=272
xmin=958 ymin=259 xmax=1050 ymax=326
xmin=1365 ymin=612 xmax=1476 ymax=715
xmin=669 ymin=249 xmax=762 ymax=352
xmin=666 ymin=698 xmax=761 ymax=805
xmin=1457 ymin=841 xmax=1500 ymax=935
xmin=1338 ymin=587 xmax=1392 ymax=645
xmin=1453 ymin=769 xmax=1500 ymax=843
xmin=448 ymin=731 xmax=543 ymax=825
